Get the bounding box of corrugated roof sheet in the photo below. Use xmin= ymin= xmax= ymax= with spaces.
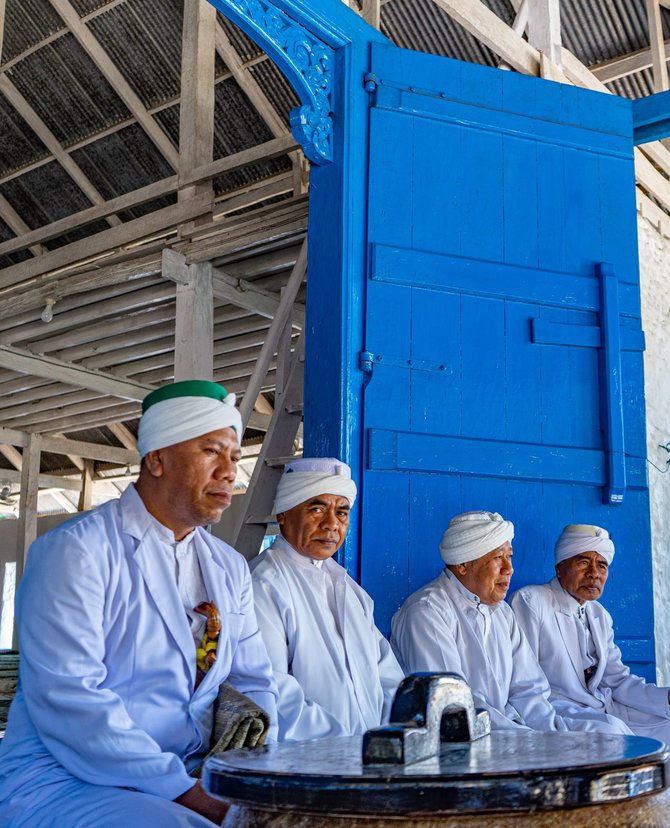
xmin=7 ymin=34 xmax=130 ymax=146
xmin=87 ymin=0 xmax=184 ymax=109
xmin=0 ymin=96 xmax=48 ymax=177
xmin=1 ymin=0 xmax=64 ymax=66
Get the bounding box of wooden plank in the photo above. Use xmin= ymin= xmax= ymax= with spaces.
xmin=0 ymin=194 xmax=211 ymax=289
xmin=591 ymin=41 xmax=670 ymax=83
xmin=0 ymin=465 xmax=81 ymax=492
xmin=47 ymin=0 xmax=179 ymax=170
xmin=185 ymin=135 xmax=298 ymax=188
xmin=107 ymin=422 xmax=137 ymax=450
xmin=0 ymin=344 xmax=153 ymax=400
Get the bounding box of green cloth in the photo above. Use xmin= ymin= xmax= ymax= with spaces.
xmin=142 ymin=380 xmax=231 ymax=414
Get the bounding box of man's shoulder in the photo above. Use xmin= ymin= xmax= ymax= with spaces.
xmin=509 ymin=581 xmax=554 ymax=608
xmin=398 ymin=574 xmax=450 ymax=616
xmin=33 ymin=498 xmax=122 ymax=549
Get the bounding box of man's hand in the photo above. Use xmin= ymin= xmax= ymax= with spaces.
xmin=175 ymin=779 xmax=230 ymax=824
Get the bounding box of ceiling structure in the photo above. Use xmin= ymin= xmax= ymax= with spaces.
xmin=0 ymin=0 xmax=669 ymax=523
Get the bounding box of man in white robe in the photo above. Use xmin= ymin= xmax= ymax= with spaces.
xmin=391 ymin=511 xmax=627 ymax=733
xmin=510 ymin=524 xmax=670 ymax=743
xmin=250 ymin=457 xmax=404 ymax=741
xmin=0 ymin=380 xmax=278 ymax=828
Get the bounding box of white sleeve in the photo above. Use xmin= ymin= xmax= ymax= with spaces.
xmin=16 ymin=532 xmax=194 ymax=801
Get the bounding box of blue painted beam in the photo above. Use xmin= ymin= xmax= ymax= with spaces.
xmin=633 ymin=89 xmax=670 ymax=144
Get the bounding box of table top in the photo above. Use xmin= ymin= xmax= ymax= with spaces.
xmin=204 ymin=731 xmax=669 ymax=815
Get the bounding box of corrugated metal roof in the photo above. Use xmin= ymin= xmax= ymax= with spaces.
xmin=6 ymin=34 xmax=130 ymax=146
xmin=87 ymin=0 xmax=184 ymax=109
xmin=1 ymin=0 xmax=65 ymax=66
xmin=0 ymin=96 xmax=48 ymax=177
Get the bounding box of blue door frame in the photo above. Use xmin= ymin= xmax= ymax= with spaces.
xmin=208 ymin=0 xmax=655 ymax=680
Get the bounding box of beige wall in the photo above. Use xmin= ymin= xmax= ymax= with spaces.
xmin=639 ymin=216 xmax=670 ymax=684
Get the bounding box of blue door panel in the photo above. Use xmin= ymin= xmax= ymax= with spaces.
xmin=360 ymin=42 xmax=652 ymax=673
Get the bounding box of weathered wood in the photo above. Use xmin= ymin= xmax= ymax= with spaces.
xmin=647 ymin=0 xmax=670 ymax=92
xmin=179 ymin=0 xmax=216 ymax=223
xmin=527 ymin=0 xmax=561 ymax=68
xmin=0 ymin=193 xmax=45 ymax=257
xmin=15 ymin=432 xmax=41 ymax=597
xmin=0 ymin=195 xmax=211 ymax=290
xmin=238 ymin=240 xmax=307 ymax=428
xmin=0 ymin=466 xmax=81 ymax=492
xmin=431 ymin=0 xmax=540 ymax=75
xmin=211 ymin=268 xmax=306 ymax=328
xmin=78 ymin=459 xmax=95 ymax=512
xmin=174 ymin=262 xmax=214 ymax=380
xmin=591 ymin=41 xmax=670 ymax=83
xmin=107 ymin=422 xmax=137 ymax=450
xmin=0 ymin=427 xmax=139 ymax=465
xmin=0 ymin=344 xmax=153 ymax=400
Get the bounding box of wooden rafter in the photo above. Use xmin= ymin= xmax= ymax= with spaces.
xmin=591 ymin=41 xmax=670 ymax=83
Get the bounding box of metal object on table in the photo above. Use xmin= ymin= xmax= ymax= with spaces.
xmin=204 ymin=673 xmax=670 ymax=825
xmin=362 ymin=672 xmax=490 ymax=765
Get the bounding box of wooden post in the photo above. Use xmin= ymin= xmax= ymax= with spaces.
xmin=527 ymin=0 xmax=562 ymax=70
xmin=13 ymin=432 xmax=41 ymax=647
xmin=174 ymin=262 xmax=214 ymax=381
xmin=78 ymin=459 xmax=95 ymax=512
xmin=179 ymin=0 xmax=216 ymax=227
xmin=648 ymin=0 xmax=670 ymax=92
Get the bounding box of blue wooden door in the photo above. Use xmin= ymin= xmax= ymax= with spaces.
xmin=359 ymin=44 xmax=652 ymax=678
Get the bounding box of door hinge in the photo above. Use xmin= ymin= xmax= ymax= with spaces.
xmin=359 ymin=351 xmax=374 ymax=373
xmin=364 ymin=73 xmax=378 ymax=93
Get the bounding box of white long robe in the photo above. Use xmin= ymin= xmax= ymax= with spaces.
xmin=390 ymin=569 xmax=626 ymax=733
xmin=510 ymin=578 xmax=670 ymax=742
xmin=0 ymin=485 xmax=278 ymax=828
xmin=250 ymin=536 xmax=404 ymax=741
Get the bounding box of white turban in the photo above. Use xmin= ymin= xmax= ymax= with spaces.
xmin=439 ymin=511 xmax=514 ymax=566
xmin=555 ymin=524 xmax=615 ymax=566
xmin=137 ymin=380 xmax=242 ymax=458
xmin=273 ymin=457 xmax=357 ymax=515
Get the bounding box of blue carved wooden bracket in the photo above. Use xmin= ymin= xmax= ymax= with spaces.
xmin=206 ymin=0 xmax=335 ymax=164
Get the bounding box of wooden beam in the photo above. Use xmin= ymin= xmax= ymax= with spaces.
xmin=591 ymin=41 xmax=670 ymax=83
xmin=212 ymin=268 xmax=305 ymax=328
xmin=238 ymin=240 xmax=307 ymax=428
xmin=0 ymin=343 xmax=153 ymax=400
xmin=0 ymin=465 xmax=82 ymax=492
xmin=0 ymin=444 xmax=22 ymax=470
xmin=0 ymin=75 xmax=120 ymax=227
xmin=179 ymin=0 xmax=216 ymax=221
xmin=0 ymin=194 xmax=46 ymax=257
xmin=361 ymin=0 xmax=381 ymax=28
xmin=0 ymin=0 xmax=6 ymax=65
xmin=47 ymin=0 xmax=179 ymax=170
xmin=527 ymin=0 xmax=562 ymax=69
xmin=648 ymin=0 xmax=670 ymax=91
xmin=431 ymin=0 xmax=540 ymax=75
xmin=107 ymin=422 xmax=137 ymax=450
xmin=50 ymin=490 xmax=78 ymax=513
xmin=0 ymin=193 xmax=211 ymax=289
xmin=174 ymin=261 xmax=214 ymax=380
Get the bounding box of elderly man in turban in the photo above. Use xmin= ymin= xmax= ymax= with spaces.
xmin=510 ymin=524 xmax=670 ymax=742
xmin=391 ymin=511 xmax=627 ymax=733
xmin=0 ymin=380 xmax=278 ymax=828
xmin=250 ymin=457 xmax=404 ymax=742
